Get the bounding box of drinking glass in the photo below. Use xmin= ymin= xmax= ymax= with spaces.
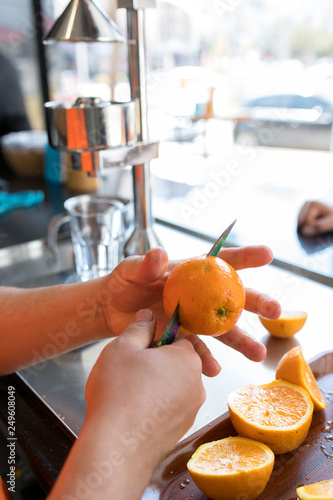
xmin=48 ymin=195 xmax=125 ymax=281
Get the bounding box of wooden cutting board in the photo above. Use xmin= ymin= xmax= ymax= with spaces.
xmin=154 ymin=351 xmax=333 ymax=500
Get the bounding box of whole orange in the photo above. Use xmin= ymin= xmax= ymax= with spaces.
xmin=163 ymin=256 xmax=246 ymax=336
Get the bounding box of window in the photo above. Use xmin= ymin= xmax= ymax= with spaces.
xmin=1 ymin=0 xmax=332 ymax=278
xmin=143 ymin=0 xmax=333 ymax=279
xmin=0 ymin=0 xmax=46 ymax=132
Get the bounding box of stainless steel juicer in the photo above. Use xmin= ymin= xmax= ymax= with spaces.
xmin=43 ymin=0 xmax=162 ymax=255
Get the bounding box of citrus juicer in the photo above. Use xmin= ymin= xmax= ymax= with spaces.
xmin=43 ymin=0 xmax=162 ymax=256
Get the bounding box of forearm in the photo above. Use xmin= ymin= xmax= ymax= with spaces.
xmin=47 ymin=413 xmax=159 ymax=500
xmin=0 ymin=277 xmax=111 ymax=374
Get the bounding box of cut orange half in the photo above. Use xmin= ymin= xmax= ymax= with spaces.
xmin=227 ymin=380 xmax=314 ymax=454
xmin=187 ymin=436 xmax=275 ymax=500
xmin=0 ymin=476 xmax=12 ymax=500
xmin=297 ymin=479 xmax=333 ymax=499
xmin=259 ymin=310 xmax=307 ymax=338
xmin=276 ymin=346 xmax=327 ymax=411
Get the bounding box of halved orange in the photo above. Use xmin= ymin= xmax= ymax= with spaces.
xmin=187 ymin=436 xmax=275 ymax=500
xmin=276 ymin=346 xmax=327 ymax=411
xmin=227 ymin=380 xmax=314 ymax=454
xmin=259 ymin=310 xmax=307 ymax=338
xmin=0 ymin=476 xmax=12 ymax=500
xmin=297 ymin=479 xmax=333 ymax=499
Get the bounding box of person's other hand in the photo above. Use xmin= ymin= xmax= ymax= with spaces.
xmin=101 ymin=246 xmax=280 ymax=377
xmin=191 ymin=245 xmax=281 ymax=376
xmin=50 ymin=311 xmax=205 ymax=500
xmin=298 ymin=200 xmax=333 ymax=236
xmin=85 ymin=309 xmax=205 ymax=468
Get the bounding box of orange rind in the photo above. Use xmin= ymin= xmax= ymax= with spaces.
xmin=259 ymin=310 xmax=307 ymax=338
xmin=227 ymin=380 xmax=314 ymax=454
xmin=297 ymin=479 xmax=333 ymax=499
xmin=276 ymin=346 xmax=327 ymax=411
xmin=187 ymin=436 xmax=275 ymax=500
xmin=163 ymin=256 xmax=245 ymax=336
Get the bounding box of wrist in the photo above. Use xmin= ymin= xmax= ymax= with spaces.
xmin=84 ymin=405 xmax=170 ymax=473
xmin=78 ymin=275 xmax=113 ymax=339
xmin=94 ymin=274 xmax=115 ymax=337
xmin=78 ymin=413 xmax=159 ymax=498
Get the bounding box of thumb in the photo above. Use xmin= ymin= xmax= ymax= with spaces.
xmin=119 ymin=309 xmax=156 ymax=349
xmin=119 ymin=247 xmax=169 ymax=284
xmin=317 ymin=214 xmax=333 ymax=233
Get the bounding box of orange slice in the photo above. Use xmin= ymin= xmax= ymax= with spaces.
xmin=227 ymin=380 xmax=314 ymax=454
xmin=297 ymin=479 xmax=333 ymax=499
xmin=0 ymin=477 xmax=12 ymax=500
xmin=259 ymin=310 xmax=307 ymax=338
xmin=187 ymin=436 xmax=274 ymax=500
xmin=276 ymin=346 xmax=327 ymax=411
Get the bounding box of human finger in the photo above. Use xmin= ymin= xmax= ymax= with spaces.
xmin=166 ymin=246 xmax=272 ymax=274
xmin=179 ymin=289 xmax=279 ymax=369
xmin=217 ymin=325 xmax=267 ymax=362
xmin=185 ymin=335 xmax=221 ymax=377
xmin=314 ymin=213 xmax=333 ymax=233
xmin=244 ymin=288 xmax=281 ymax=319
xmin=167 ymin=246 xmax=274 ymax=277
xmin=118 ymin=309 xmax=156 ymax=349
xmin=302 ymin=213 xmax=333 ymax=236
xmin=297 ymin=201 xmax=333 ymax=231
xmin=217 ymin=245 xmax=274 ymax=271
xmin=297 ymin=201 xmax=316 ymax=227
xmin=117 ymin=247 xmax=169 ymax=285
xmin=301 ymin=223 xmax=321 ymax=236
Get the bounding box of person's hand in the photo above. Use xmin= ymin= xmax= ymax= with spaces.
xmin=298 ymin=200 xmax=333 ymax=236
xmin=186 ymin=245 xmax=281 ymax=375
xmin=100 ymin=246 xmax=281 ymax=376
xmin=85 ymin=309 xmax=205 ymax=469
xmin=49 ymin=310 xmax=205 ymax=500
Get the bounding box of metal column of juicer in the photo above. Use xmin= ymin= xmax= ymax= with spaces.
xmin=43 ymin=0 xmax=162 ymax=255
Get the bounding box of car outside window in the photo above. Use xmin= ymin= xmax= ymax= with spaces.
xmin=291 ymin=95 xmax=320 ymax=109
xmin=247 ymin=95 xmax=295 ymax=108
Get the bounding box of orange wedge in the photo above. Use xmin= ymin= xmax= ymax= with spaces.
xmin=227 ymin=380 xmax=314 ymax=454
xmin=0 ymin=477 xmax=12 ymax=500
xmin=187 ymin=436 xmax=275 ymax=500
xmin=259 ymin=310 xmax=307 ymax=338
xmin=276 ymin=346 xmax=327 ymax=411
xmin=297 ymin=479 xmax=333 ymax=499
